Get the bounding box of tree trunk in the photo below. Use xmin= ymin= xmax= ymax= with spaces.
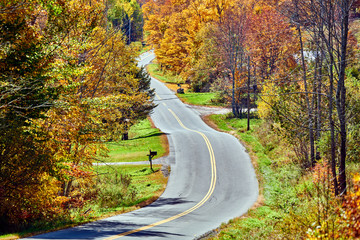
xmin=337 ymin=0 xmax=350 ymax=195
xmin=298 ymin=25 xmax=315 ymax=167
xmin=231 ymin=69 xmax=236 ymax=117
xmin=329 ymin=54 xmax=339 ymax=196
xmin=316 ymin=44 xmax=323 ymax=161
xmin=128 ymin=17 xmax=131 ymax=44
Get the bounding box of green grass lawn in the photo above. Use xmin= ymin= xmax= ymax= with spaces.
xmin=210 ymin=114 xmax=262 ymax=132
xmin=179 ymin=92 xmax=223 ymax=106
xmin=147 ymin=63 xmax=184 ymax=84
xmin=99 ymin=119 xmax=167 ymax=163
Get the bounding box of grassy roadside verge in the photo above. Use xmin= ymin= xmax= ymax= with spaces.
xmin=131 ymin=41 xmax=151 ymax=55
xmin=147 ymin=62 xmax=185 ymax=84
xmin=204 ymin=114 xmax=360 ymax=239
xmin=77 ymin=164 xmax=168 ymax=221
xmin=203 ymin=114 xmax=300 ymax=239
xmin=147 ymin=62 xmax=224 ymax=106
xmin=178 ymin=92 xmax=222 ymax=106
xmin=98 ymin=118 xmax=167 ymax=163
xmin=1 ymin=119 xmax=168 ymax=239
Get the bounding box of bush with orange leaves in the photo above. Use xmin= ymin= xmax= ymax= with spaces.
xmin=304 ymin=161 xmax=339 ymax=239
xmin=305 ymin=162 xmax=360 ymax=239
xmin=336 ymin=174 xmax=360 ymax=239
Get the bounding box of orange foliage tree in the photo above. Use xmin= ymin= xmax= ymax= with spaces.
xmin=0 ymin=0 xmax=155 ymax=231
xmin=248 ymin=4 xmax=298 ymax=82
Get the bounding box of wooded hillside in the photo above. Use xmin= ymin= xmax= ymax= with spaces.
xmin=144 ymin=0 xmax=360 ymax=238
xmin=0 ymin=0 xmax=154 ymax=232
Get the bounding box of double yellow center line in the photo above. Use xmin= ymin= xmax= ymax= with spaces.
xmin=104 ymin=100 xmax=217 ymax=239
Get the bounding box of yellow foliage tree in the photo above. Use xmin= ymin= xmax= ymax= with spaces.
xmin=1 ymin=0 xmax=155 ymax=231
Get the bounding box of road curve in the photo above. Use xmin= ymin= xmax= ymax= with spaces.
xmin=26 ymin=51 xmax=258 ymax=240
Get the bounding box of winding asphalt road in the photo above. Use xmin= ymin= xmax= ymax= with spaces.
xmin=26 ymin=51 xmax=258 ymax=240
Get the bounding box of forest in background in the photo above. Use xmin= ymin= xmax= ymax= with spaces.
xmin=0 ymin=0 xmax=155 ymax=233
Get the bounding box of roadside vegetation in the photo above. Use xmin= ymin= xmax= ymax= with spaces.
xmin=179 ymin=92 xmax=223 ymax=106
xmin=99 ymin=119 xmax=167 ymax=163
xmin=1 ymin=118 xmax=168 ymax=239
xmin=147 ymin=62 xmax=185 ymax=85
xmin=3 ymin=165 xmax=166 ymax=239
xmin=205 ymin=114 xmax=360 ymax=239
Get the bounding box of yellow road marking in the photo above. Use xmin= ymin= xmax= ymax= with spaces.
xmin=155 ymin=93 xmax=167 ymax=106
xmin=103 ymin=108 xmax=217 ymax=239
xmin=140 ymin=52 xmax=154 ymax=62
xmin=155 ymin=93 xmax=162 ymax=100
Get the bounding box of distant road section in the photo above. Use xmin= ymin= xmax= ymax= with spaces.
xmin=26 ymin=51 xmax=258 ymax=240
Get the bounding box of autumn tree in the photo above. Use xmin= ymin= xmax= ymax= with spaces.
xmin=184 ymin=0 xmax=238 ymax=92
xmin=0 ymin=0 xmax=77 ymax=230
xmin=143 ymin=0 xmax=178 ymax=49
xmin=213 ymin=3 xmax=250 ymax=117
xmin=0 ymin=0 xmax=155 ymax=231
xmin=279 ymin=0 xmax=354 ymax=195
xmin=38 ymin=10 xmax=155 ymax=199
xmin=144 ymin=0 xmax=246 ymax=93
xmin=248 ymin=4 xmax=298 ymax=82
xmin=0 ymin=2 xmax=57 ymax=127
xmin=188 ymin=23 xmax=222 ymax=92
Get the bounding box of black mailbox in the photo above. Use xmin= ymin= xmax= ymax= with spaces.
xmin=149 ymin=150 xmax=157 ymax=157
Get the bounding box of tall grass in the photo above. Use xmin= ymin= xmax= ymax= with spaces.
xmin=207 ymin=115 xmax=300 ymax=239
xmin=6 ymin=164 xmax=168 ymax=239
xmin=207 ymin=114 xmax=360 ymax=239
xmin=87 ymin=164 xmax=167 ymax=215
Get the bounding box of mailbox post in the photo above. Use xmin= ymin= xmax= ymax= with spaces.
xmin=147 ymin=149 xmax=157 ymax=171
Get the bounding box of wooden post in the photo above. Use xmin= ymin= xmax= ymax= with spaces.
xmin=148 ymin=154 xmax=153 ymax=172
xmin=147 ymin=150 xmax=157 ymax=172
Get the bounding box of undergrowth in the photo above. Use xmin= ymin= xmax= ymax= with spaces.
xmin=208 ymin=114 xmax=360 ymax=239
xmin=3 ymin=165 xmax=167 ymax=239
xmin=1 ymin=119 xmax=168 ymax=239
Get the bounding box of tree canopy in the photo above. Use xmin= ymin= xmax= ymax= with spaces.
xmin=143 ymin=0 xmax=360 ymax=237
xmin=0 ymin=0 xmax=154 ymax=231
